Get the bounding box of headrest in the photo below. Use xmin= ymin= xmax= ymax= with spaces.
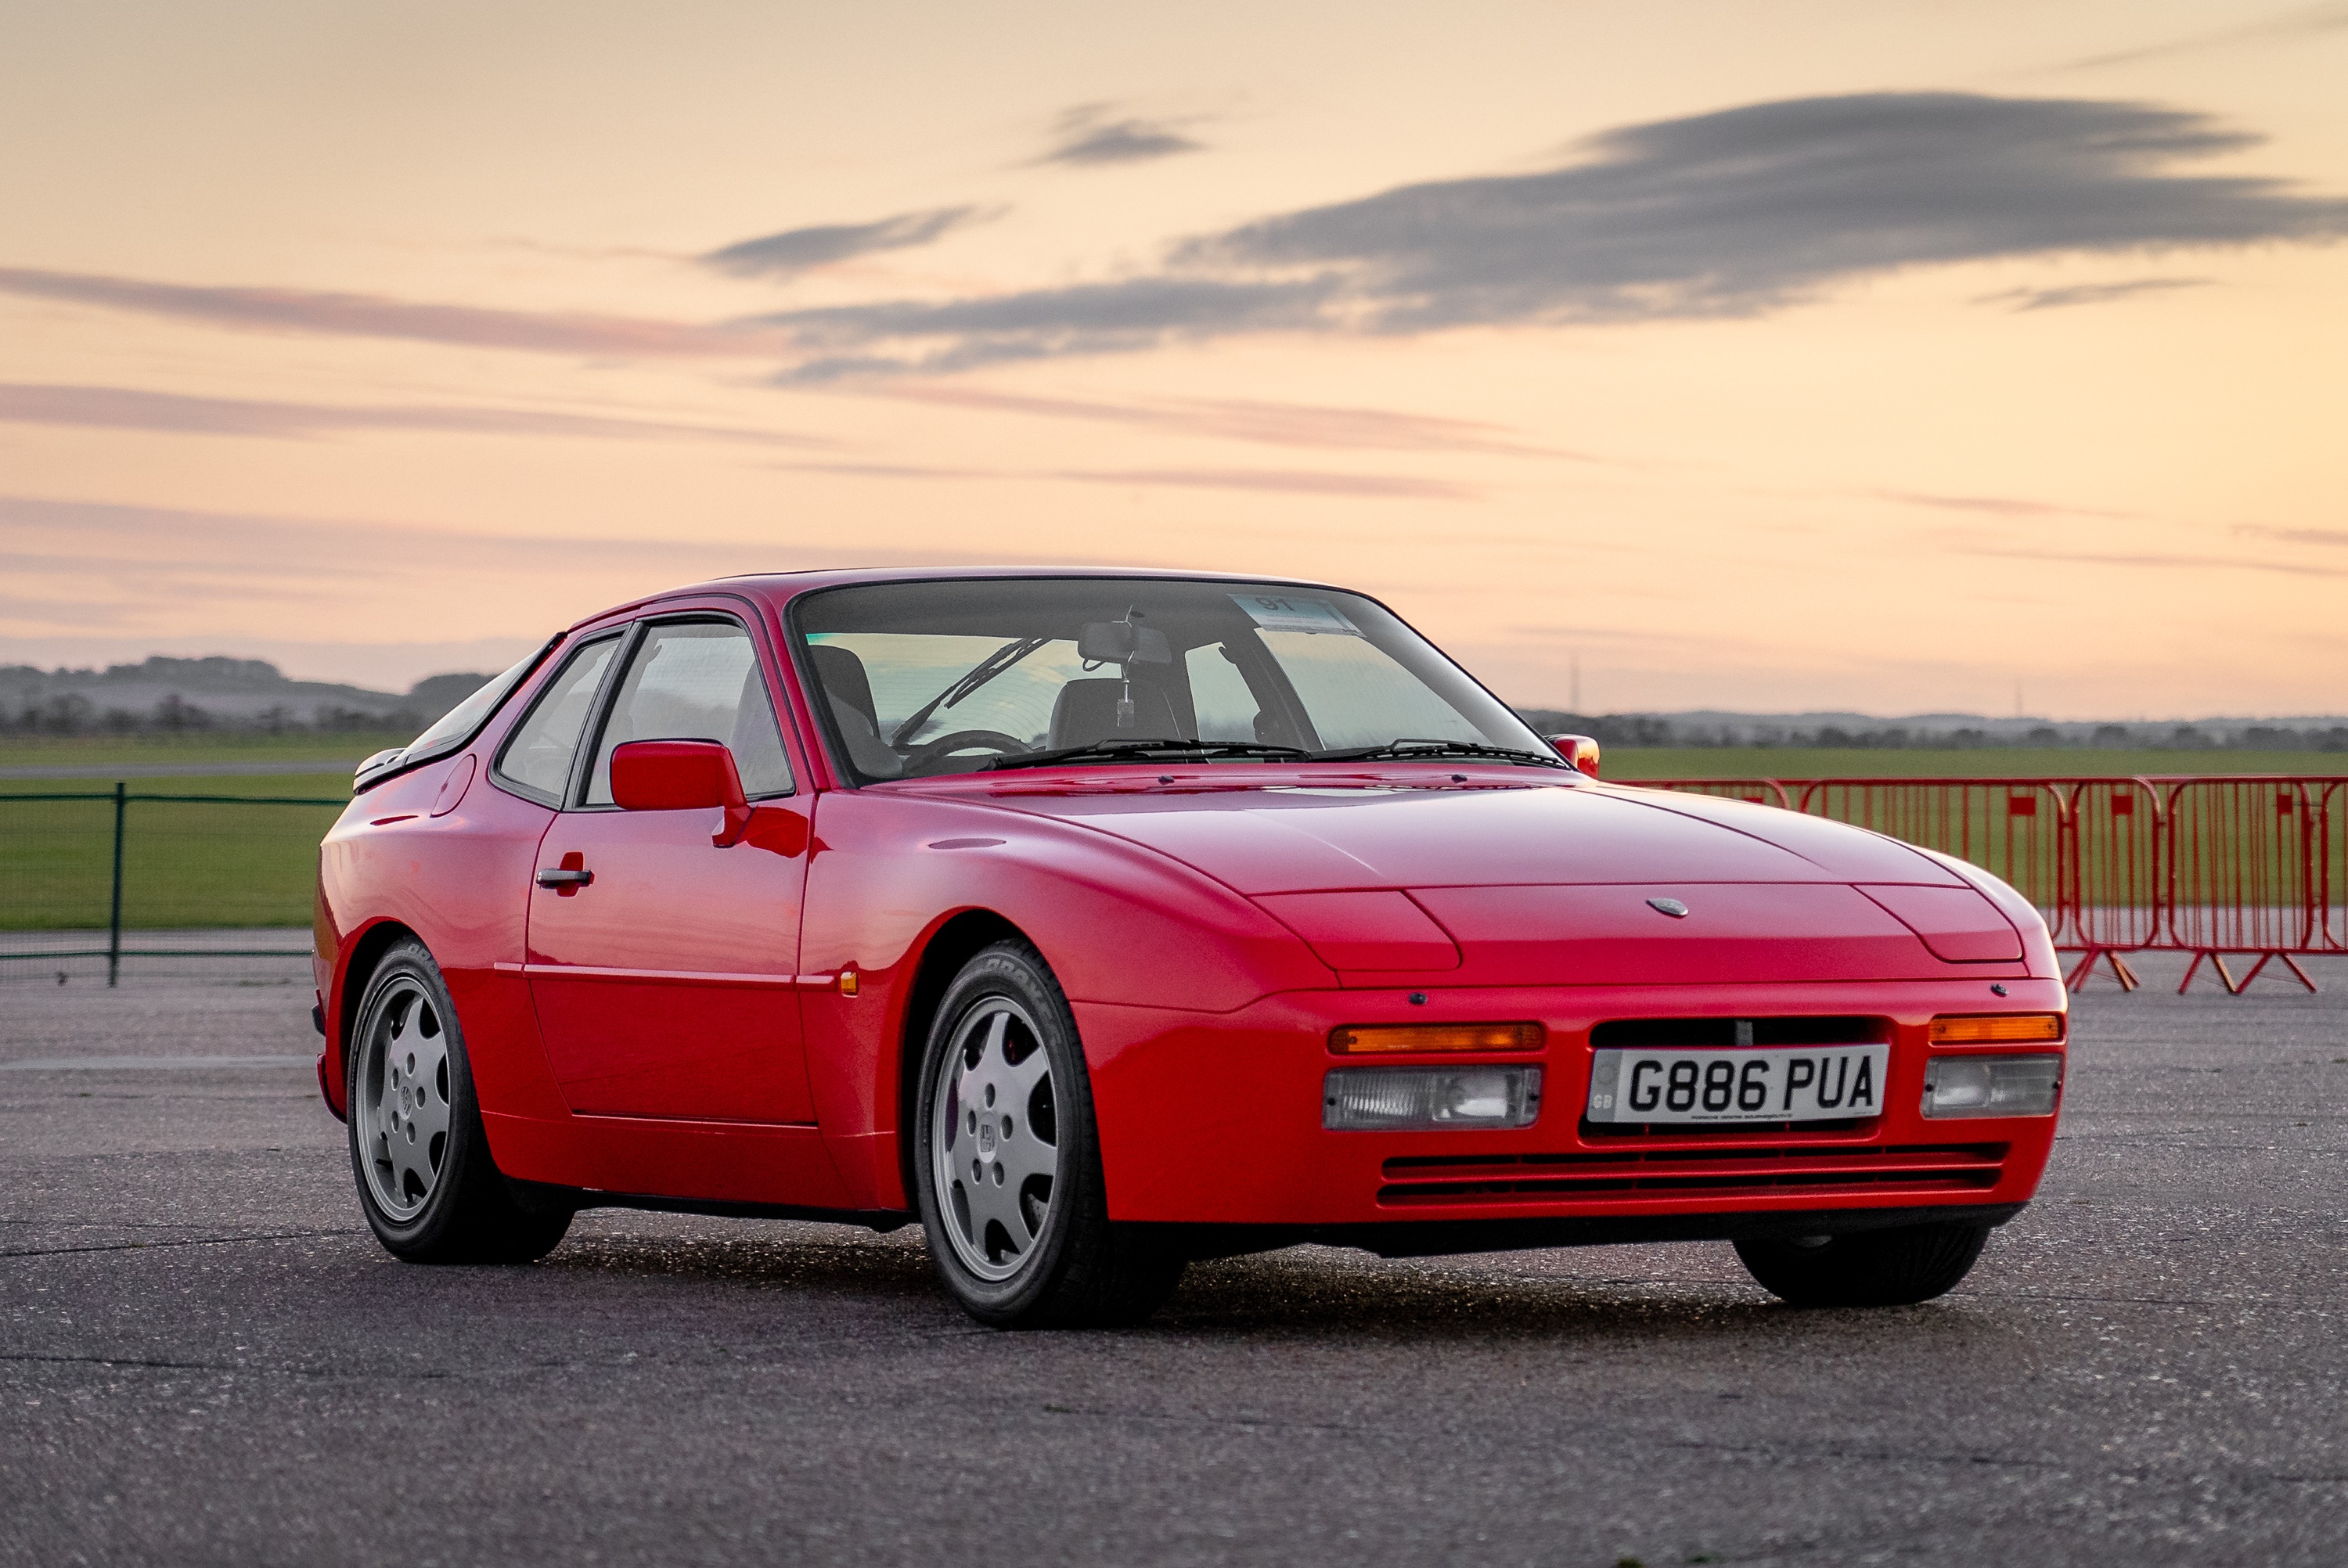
xmin=807 ymin=643 xmax=877 ymax=728
xmin=1048 ymin=678 xmax=1180 ymax=751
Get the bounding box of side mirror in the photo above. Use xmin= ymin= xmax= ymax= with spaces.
xmin=610 ymin=739 xmax=753 ymax=846
xmin=1547 ymin=733 xmax=1601 ymax=779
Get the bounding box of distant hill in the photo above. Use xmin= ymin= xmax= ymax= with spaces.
xmin=0 ymin=656 xmax=494 ymax=738
xmin=1514 ymin=708 xmax=2348 ymax=752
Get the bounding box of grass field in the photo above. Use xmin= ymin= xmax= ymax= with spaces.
xmin=0 ymin=734 xmax=381 ymax=768
xmin=1 ymin=742 xmax=2339 ymax=933
xmin=0 ymin=790 xmax=347 ymax=931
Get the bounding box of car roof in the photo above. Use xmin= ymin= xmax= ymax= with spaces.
xmin=567 ymin=564 xmax=1349 ymax=631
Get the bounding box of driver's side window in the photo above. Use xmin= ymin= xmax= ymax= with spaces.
xmin=582 ymin=620 xmax=794 ymax=805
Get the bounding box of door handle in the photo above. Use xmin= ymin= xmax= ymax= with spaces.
xmin=535 ymin=867 xmax=593 ymax=888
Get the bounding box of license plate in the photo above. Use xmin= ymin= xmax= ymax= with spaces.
xmin=1585 ymin=1044 xmax=1890 ymax=1125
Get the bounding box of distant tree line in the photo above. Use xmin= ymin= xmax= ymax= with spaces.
xmin=1514 ymin=711 xmax=2348 ymax=752
xmin=0 ymin=692 xmax=438 ymax=739
xmin=0 ymin=659 xmax=490 ymax=740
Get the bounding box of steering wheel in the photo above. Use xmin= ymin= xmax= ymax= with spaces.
xmin=899 ymin=729 xmax=1034 ymax=776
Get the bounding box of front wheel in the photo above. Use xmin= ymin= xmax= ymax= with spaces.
xmin=347 ymin=937 xmax=573 ymax=1264
xmin=1734 ymin=1220 xmax=1991 ymax=1307
xmin=912 ymin=940 xmax=1185 ymax=1328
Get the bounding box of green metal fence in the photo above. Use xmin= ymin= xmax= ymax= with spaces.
xmin=1 ymin=784 xmax=346 ymax=984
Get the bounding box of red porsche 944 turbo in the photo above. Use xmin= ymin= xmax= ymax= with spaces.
xmin=315 ymin=569 xmax=2065 ymax=1326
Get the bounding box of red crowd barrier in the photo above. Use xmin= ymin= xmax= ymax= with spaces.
xmin=1644 ymin=775 xmax=2346 ymax=994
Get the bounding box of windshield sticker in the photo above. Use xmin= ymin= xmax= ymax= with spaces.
xmin=1230 ymin=593 xmax=1361 ymax=637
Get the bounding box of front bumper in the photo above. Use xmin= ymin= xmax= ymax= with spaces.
xmin=1080 ymin=976 xmax=2065 ymax=1228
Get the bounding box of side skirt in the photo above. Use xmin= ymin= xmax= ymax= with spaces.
xmin=510 ymin=1178 xmax=912 ymax=1233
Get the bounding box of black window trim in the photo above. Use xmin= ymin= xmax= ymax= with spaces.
xmin=565 ymin=610 xmax=801 ymax=813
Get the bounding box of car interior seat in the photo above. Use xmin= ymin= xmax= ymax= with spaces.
xmin=806 ymin=643 xmax=901 ymax=778
xmin=1048 ymin=678 xmax=1183 ymax=750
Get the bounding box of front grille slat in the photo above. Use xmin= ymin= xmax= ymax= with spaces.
xmin=1375 ymin=1141 xmax=2010 ymax=1208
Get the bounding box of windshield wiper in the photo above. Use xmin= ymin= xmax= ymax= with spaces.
xmin=983 ymin=739 xmax=1313 ymax=772
xmin=1314 ymin=738 xmax=1570 ymax=768
xmin=889 ymin=636 xmax=1051 ymax=749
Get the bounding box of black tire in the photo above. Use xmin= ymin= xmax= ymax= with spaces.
xmin=910 ymin=940 xmax=1187 ymax=1328
xmin=1734 ymin=1220 xmax=1991 ymax=1307
xmin=346 ymin=937 xmax=573 ymax=1264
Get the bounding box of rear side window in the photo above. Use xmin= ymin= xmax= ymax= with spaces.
xmin=582 ymin=620 xmax=794 ymax=806
xmin=400 ymin=642 xmax=550 ymax=766
xmin=492 ymin=635 xmax=621 ymax=804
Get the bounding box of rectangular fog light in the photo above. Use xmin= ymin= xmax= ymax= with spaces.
xmin=1921 ymin=1053 xmax=2062 ymax=1118
xmin=1323 ymin=1066 xmax=1543 ymax=1131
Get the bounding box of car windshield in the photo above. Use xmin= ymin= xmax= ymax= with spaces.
xmin=792 ymin=577 xmax=1550 ymax=782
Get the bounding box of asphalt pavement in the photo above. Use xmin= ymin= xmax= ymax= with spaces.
xmin=3 ymin=955 xmax=2343 ymax=1566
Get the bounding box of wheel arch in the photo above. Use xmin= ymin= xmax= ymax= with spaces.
xmin=329 ymin=919 xmax=423 ymax=1109
xmin=894 ymin=907 xmax=1036 ymax=1207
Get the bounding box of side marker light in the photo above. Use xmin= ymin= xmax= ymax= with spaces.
xmin=1329 ymin=1022 xmax=1543 ymax=1055
xmin=1929 ymin=1013 xmax=2063 ymax=1044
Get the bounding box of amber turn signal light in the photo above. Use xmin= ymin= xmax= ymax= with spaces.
xmin=1928 ymin=1012 xmax=2063 ymax=1044
xmin=1328 ymin=1021 xmax=1543 ymax=1055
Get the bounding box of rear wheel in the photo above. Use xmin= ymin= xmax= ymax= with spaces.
xmin=347 ymin=938 xmax=572 ymax=1264
xmin=1734 ymin=1220 xmax=1990 ymax=1307
xmin=912 ymin=940 xmax=1186 ymax=1328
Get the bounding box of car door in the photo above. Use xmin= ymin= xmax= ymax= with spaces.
xmin=521 ymin=612 xmax=818 ymax=1124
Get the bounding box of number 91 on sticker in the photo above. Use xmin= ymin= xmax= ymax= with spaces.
xmin=1584 ymin=1044 xmax=1888 ymax=1125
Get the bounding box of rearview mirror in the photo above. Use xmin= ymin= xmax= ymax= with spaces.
xmin=610 ymin=739 xmax=753 ymax=846
xmin=1077 ymin=620 xmax=1171 ymax=666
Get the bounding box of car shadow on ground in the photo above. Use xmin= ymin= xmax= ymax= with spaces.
xmin=531 ymin=1221 xmax=1991 ymax=1346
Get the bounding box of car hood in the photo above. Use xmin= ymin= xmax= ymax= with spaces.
xmin=980 ymin=777 xmax=1964 ymax=894
xmin=976 ymin=777 xmax=2036 ymax=984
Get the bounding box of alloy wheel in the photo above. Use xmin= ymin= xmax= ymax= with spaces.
xmin=928 ymin=997 xmax=1060 ymax=1282
xmin=355 ymin=977 xmax=452 ymax=1221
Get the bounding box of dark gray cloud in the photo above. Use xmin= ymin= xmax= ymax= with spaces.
xmin=1975 ymin=276 xmax=2209 ymax=311
xmin=700 ymin=207 xmax=988 ymax=279
xmin=756 ymin=92 xmax=2348 ymax=374
xmin=1037 ymin=106 xmax=1205 ymax=167
xmin=0 ymin=383 xmax=827 ymax=446
xmin=1187 ymin=93 xmax=2345 ymax=329
xmin=0 ymin=268 xmax=784 ymax=356
xmin=756 ymin=276 xmax=1334 ymax=379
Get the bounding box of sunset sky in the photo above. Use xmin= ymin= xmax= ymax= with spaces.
xmin=4 ymin=0 xmax=2344 ymax=717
